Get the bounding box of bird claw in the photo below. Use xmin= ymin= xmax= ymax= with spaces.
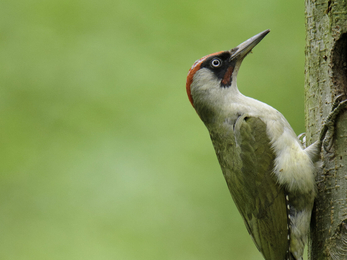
xmin=319 ymin=95 xmax=347 ymax=152
xmin=297 ymin=133 xmax=307 ymax=148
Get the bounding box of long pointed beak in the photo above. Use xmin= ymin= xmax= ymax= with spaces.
xmin=229 ymin=29 xmax=270 ymax=61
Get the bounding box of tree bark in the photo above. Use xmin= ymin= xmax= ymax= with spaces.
xmin=305 ymin=1 xmax=347 ymax=259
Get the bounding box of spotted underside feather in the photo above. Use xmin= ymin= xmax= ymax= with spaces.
xmin=210 ymin=116 xmax=293 ymax=260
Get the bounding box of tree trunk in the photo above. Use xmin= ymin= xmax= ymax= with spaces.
xmin=305 ymin=1 xmax=347 ymax=259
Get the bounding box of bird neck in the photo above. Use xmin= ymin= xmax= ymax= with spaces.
xmin=194 ymin=81 xmax=242 ymax=127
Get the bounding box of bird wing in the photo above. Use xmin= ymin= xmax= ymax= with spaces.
xmin=210 ymin=115 xmax=290 ymax=260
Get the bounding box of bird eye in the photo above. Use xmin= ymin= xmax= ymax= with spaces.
xmin=211 ymin=58 xmax=222 ymax=68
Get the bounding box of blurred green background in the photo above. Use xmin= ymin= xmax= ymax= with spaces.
xmin=0 ymin=0 xmax=306 ymax=259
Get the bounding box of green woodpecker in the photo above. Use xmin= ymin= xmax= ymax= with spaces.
xmin=186 ymin=30 xmax=346 ymax=260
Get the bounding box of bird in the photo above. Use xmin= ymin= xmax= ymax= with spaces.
xmin=185 ymin=29 xmax=346 ymax=260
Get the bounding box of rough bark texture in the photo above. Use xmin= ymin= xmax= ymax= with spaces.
xmin=305 ymin=0 xmax=347 ymax=259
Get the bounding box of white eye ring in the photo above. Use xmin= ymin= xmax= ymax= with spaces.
xmin=211 ymin=58 xmax=222 ymax=68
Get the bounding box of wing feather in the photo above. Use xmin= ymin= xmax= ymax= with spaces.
xmin=210 ymin=115 xmax=289 ymax=260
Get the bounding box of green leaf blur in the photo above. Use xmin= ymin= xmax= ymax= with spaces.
xmin=0 ymin=0 xmax=305 ymax=259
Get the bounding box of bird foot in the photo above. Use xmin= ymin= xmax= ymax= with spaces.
xmin=319 ymin=94 xmax=347 ymax=152
xmin=297 ymin=133 xmax=307 ymax=148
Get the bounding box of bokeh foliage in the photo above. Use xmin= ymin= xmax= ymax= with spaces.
xmin=0 ymin=0 xmax=305 ymax=259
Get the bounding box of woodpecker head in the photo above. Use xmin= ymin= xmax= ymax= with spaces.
xmin=186 ymin=30 xmax=270 ymax=124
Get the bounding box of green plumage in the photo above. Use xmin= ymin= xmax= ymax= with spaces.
xmin=210 ymin=116 xmax=290 ymax=260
